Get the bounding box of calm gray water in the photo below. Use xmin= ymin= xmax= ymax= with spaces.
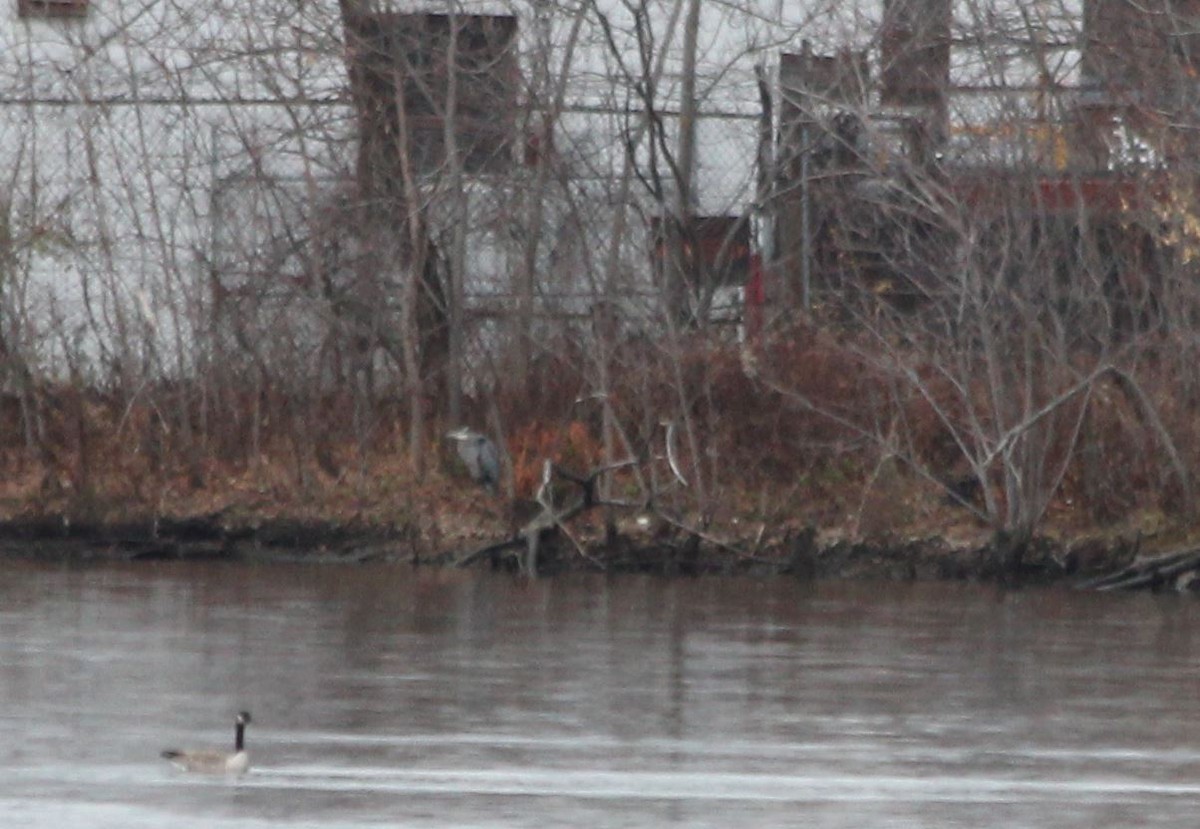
xmin=1 ymin=562 xmax=1199 ymax=827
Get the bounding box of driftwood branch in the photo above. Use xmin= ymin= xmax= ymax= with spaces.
xmin=455 ymin=457 xmax=640 ymax=573
xmin=655 ymin=512 xmax=752 ymax=558
xmin=453 ymin=433 xmax=754 ymax=575
xmin=1076 ymin=544 xmax=1200 ymax=592
xmin=453 ymin=536 xmax=526 ymax=569
xmin=663 ymin=420 xmax=688 ymax=487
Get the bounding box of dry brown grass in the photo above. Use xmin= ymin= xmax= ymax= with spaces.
xmin=0 ymin=322 xmax=1192 ymax=556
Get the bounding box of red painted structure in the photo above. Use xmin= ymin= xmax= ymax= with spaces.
xmin=949 ymin=171 xmax=1168 ymax=217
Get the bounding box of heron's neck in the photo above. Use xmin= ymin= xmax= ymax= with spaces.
xmin=235 ymin=722 xmax=246 ymax=751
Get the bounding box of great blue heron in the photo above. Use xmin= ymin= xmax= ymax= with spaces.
xmin=446 ymin=427 xmax=500 ymax=494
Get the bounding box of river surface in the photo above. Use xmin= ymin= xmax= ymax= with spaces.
xmin=1 ymin=562 xmax=1199 ymax=827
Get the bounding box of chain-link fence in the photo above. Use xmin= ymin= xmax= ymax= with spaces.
xmin=205 ymin=98 xmax=763 ymax=392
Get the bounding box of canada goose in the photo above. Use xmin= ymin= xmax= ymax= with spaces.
xmin=160 ymin=711 xmax=252 ymax=775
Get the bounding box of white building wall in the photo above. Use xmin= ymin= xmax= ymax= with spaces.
xmin=0 ymin=0 xmax=1089 ymax=377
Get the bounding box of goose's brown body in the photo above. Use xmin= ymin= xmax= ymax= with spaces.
xmin=161 ymin=712 xmax=251 ymax=775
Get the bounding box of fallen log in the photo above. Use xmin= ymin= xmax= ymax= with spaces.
xmin=455 ymin=458 xmax=639 ymax=574
xmin=452 ymin=429 xmax=749 ymax=576
xmin=1076 ymin=546 xmax=1200 ymax=592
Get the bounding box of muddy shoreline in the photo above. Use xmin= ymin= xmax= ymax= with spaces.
xmin=0 ymin=513 xmax=1152 ymax=587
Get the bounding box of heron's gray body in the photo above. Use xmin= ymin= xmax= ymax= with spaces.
xmin=447 ymin=427 xmax=500 ymax=494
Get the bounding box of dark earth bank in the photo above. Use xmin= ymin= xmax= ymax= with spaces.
xmin=0 ymin=513 xmax=1180 ymax=591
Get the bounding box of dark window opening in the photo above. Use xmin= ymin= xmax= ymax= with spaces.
xmin=346 ymin=12 xmax=520 ymax=176
xmin=1083 ymin=0 xmax=1200 ymax=100
xmin=780 ymin=47 xmax=870 ymax=110
xmin=18 ymin=0 xmax=89 ymax=18
xmin=651 ymin=216 xmax=752 ymax=289
xmin=779 ymin=47 xmax=871 ymax=174
xmin=880 ymin=0 xmax=951 ymax=106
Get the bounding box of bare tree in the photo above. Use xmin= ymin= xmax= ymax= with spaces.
xmin=1 ymin=0 xmax=1198 ymax=570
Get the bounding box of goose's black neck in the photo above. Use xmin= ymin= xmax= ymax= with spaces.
xmin=235 ymin=721 xmax=246 ymax=751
